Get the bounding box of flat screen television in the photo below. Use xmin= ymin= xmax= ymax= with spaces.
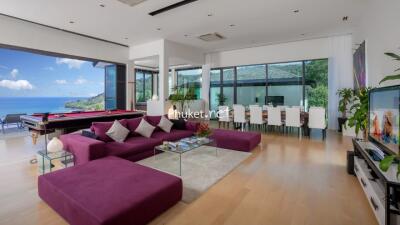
xmin=368 ymin=85 xmax=400 ymax=155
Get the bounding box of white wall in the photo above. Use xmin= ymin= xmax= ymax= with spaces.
xmin=206 ymin=37 xmax=332 ymax=67
xmin=353 ymin=0 xmax=400 ymax=87
xmin=0 ymin=15 xmax=129 ymax=63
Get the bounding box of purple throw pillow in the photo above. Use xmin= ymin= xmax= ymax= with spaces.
xmin=91 ymin=119 xmax=127 ymax=142
xmin=144 ymin=115 xmax=168 ymax=131
xmin=125 ymin=117 xmax=143 ymax=136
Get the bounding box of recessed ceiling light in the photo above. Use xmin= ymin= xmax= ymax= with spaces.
xmin=207 ymin=13 xmax=213 ymax=17
xmin=342 ymin=16 xmax=349 ymax=21
xmin=156 ymin=28 xmax=162 ymax=31
xmin=229 ymin=24 xmax=235 ymax=27
xmin=69 ymin=21 xmax=75 ymax=24
xmin=301 ymin=33 xmax=306 ymax=36
xmin=99 ymin=4 xmax=106 ymax=7
xmin=293 ymin=9 xmax=300 ymax=13
xmin=184 ymin=34 xmax=189 ymax=37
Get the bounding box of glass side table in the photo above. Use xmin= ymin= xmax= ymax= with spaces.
xmin=37 ymin=150 xmax=74 ymax=174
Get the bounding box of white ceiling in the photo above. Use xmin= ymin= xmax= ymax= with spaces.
xmin=0 ymin=0 xmax=364 ymax=52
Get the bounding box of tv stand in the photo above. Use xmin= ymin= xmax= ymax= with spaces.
xmin=352 ymin=139 xmax=400 ymax=225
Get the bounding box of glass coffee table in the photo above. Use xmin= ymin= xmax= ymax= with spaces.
xmin=154 ymin=136 xmax=217 ymax=176
xmin=37 ymin=150 xmax=74 ymax=174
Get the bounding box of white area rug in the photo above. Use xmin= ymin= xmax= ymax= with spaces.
xmin=137 ymin=146 xmax=251 ymax=203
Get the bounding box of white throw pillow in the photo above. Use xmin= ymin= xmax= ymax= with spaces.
xmin=158 ymin=116 xmax=173 ymax=133
xmin=106 ymin=120 xmax=130 ymax=143
xmin=135 ymin=119 xmax=156 ymax=138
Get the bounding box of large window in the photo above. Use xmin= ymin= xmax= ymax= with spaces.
xmin=305 ymin=59 xmax=328 ymax=109
xmin=267 ymin=62 xmax=303 ymax=106
xmin=176 ymin=68 xmax=202 ymax=99
xmin=237 ymin=65 xmax=266 ymax=106
xmin=209 ymin=59 xmax=328 ymax=112
xmin=135 ymin=69 xmax=154 ymax=104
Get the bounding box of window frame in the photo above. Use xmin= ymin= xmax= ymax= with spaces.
xmin=209 ymin=58 xmax=328 ymax=109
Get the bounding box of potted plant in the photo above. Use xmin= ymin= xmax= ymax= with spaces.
xmin=195 ymin=123 xmax=212 ymax=140
xmin=169 ymin=86 xmax=186 ymax=113
xmin=347 ymin=87 xmax=371 ymax=140
xmin=379 ymin=52 xmax=400 ymax=84
xmin=216 ymin=93 xmax=227 ymax=106
xmin=337 ymin=88 xmax=353 ymax=132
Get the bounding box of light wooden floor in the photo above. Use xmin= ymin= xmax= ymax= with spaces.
xmin=0 ymin=128 xmax=378 ymax=225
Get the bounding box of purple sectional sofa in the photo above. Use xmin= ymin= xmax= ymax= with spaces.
xmin=60 ymin=116 xmax=199 ymax=165
xmin=60 ymin=115 xmax=262 ymax=166
xmin=38 ymin=156 xmax=182 ymax=225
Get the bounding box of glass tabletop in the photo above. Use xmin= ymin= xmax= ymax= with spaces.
xmin=37 ymin=150 xmax=73 ymax=160
xmin=155 ymin=136 xmax=214 ymax=154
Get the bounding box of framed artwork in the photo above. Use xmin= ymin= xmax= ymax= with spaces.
xmin=353 ymin=41 xmax=366 ymax=89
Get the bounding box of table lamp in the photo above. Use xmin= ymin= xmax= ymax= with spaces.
xmin=47 ymin=137 xmax=63 ymax=153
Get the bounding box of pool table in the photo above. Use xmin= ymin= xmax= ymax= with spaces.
xmin=21 ymin=110 xmax=144 ymax=144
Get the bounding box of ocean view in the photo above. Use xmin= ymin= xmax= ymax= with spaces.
xmin=0 ymin=97 xmax=87 ymax=117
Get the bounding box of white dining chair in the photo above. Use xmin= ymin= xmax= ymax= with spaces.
xmin=267 ymin=106 xmax=282 ymax=132
xmin=218 ymin=106 xmax=232 ymax=128
xmin=233 ymin=104 xmax=248 ymax=131
xmin=262 ymin=105 xmax=269 ymax=111
xmin=308 ymin=107 xmax=327 ymax=139
xmin=285 ymin=107 xmax=302 ymax=137
xmin=277 ymin=105 xmax=288 ymax=111
xmin=292 ymin=105 xmax=305 ymax=112
xmin=249 ymin=105 xmax=266 ymax=130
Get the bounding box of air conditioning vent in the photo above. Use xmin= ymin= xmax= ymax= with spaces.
xmin=117 ymin=0 xmax=147 ymax=7
xmin=198 ymin=33 xmax=225 ymax=42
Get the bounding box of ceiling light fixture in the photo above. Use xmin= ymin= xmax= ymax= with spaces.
xmin=124 ymin=37 xmax=129 ymax=40
xmin=99 ymin=4 xmax=106 ymax=7
xmin=208 ymin=13 xmax=213 ymax=17
xmin=184 ymin=34 xmax=189 ymax=37
xmin=342 ymin=16 xmax=349 ymax=21
xmin=69 ymin=21 xmax=75 ymax=24
xmin=293 ymin=9 xmax=300 ymax=13
xmin=156 ymin=28 xmax=162 ymax=31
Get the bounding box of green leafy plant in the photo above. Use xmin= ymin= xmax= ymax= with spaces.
xmin=168 ymin=85 xmax=197 ymax=112
xmin=347 ymin=87 xmax=371 ymax=138
xmin=379 ymin=155 xmax=400 ymax=178
xmin=336 ymin=88 xmax=353 ymax=118
xmin=379 ymin=52 xmax=400 ymax=84
xmin=216 ymin=93 xmax=227 ymax=106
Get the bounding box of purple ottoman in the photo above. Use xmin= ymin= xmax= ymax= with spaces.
xmin=211 ymin=129 xmax=261 ymax=152
xmin=38 ymin=156 xmax=182 ymax=225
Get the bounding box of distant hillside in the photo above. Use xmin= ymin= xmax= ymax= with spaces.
xmin=65 ymin=93 xmax=104 ymax=110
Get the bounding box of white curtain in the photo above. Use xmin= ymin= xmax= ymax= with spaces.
xmin=327 ymin=35 xmax=354 ymax=130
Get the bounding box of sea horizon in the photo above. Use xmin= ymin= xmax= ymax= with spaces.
xmin=0 ymin=96 xmax=89 ymax=117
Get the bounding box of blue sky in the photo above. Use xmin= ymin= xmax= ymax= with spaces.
xmin=0 ymin=48 xmax=104 ymax=97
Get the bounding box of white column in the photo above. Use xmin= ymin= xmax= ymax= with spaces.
xmin=201 ymin=64 xmax=211 ymax=119
xmin=126 ymin=61 xmax=135 ymax=110
xmin=158 ymin=49 xmax=169 ymax=114
xmin=171 ymin=68 xmax=177 ymax=95
xmin=153 ymin=72 xmax=158 ymax=97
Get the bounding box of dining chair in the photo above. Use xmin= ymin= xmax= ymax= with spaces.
xmin=291 ymin=105 xmax=305 ymax=112
xmin=308 ymin=107 xmax=327 ymax=139
xmin=233 ymin=104 xmax=248 ymax=131
xmin=218 ymin=106 xmax=232 ymax=128
xmin=262 ymin=105 xmax=269 ymax=111
xmin=285 ymin=107 xmax=302 ymax=137
xmin=267 ymin=106 xmax=282 ymax=132
xmin=249 ymin=105 xmax=266 ymax=130
xmin=277 ymin=105 xmax=288 ymax=111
